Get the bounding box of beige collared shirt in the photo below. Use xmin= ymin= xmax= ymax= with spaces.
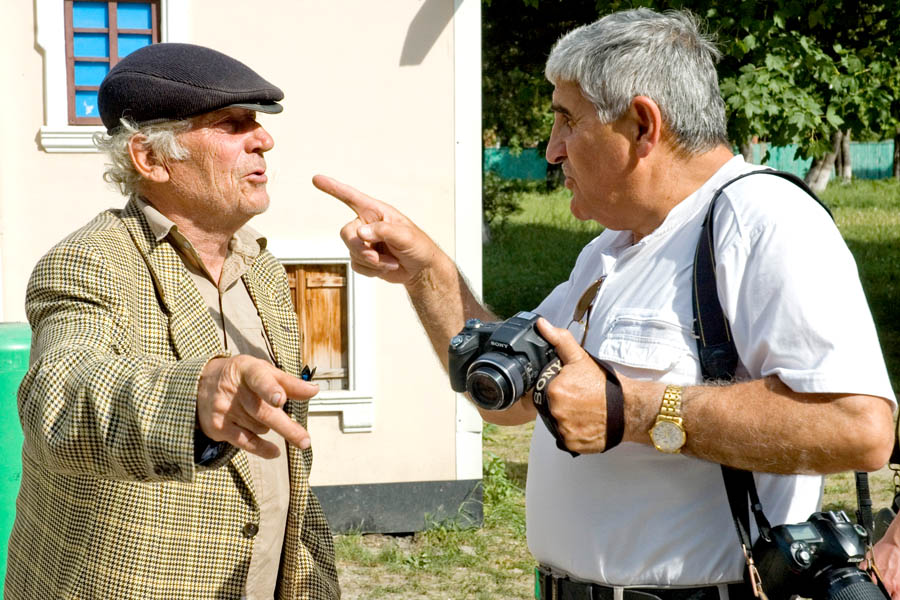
xmin=139 ymin=199 xmax=290 ymax=600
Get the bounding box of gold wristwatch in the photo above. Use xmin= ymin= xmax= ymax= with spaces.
xmin=649 ymin=384 xmax=686 ymax=453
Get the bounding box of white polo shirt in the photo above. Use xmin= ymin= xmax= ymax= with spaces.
xmin=527 ymin=155 xmax=896 ymax=586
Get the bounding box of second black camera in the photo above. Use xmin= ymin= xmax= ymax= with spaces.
xmin=753 ymin=510 xmax=886 ymax=600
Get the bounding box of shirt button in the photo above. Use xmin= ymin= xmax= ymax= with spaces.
xmin=242 ymin=522 xmax=260 ymax=538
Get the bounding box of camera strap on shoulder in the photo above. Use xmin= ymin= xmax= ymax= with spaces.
xmin=691 ymin=169 xmax=882 ymax=597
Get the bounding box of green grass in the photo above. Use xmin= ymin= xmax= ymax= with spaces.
xmin=822 ymin=179 xmax=900 ymax=392
xmin=335 ymin=423 xmax=536 ymax=599
xmin=335 ymin=178 xmax=900 ymax=599
xmin=483 ymin=186 xmax=604 ymax=318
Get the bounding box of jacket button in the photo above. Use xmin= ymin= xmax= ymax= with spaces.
xmin=242 ymin=522 xmax=260 ymax=538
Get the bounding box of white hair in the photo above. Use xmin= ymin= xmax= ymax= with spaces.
xmin=93 ymin=118 xmax=192 ymax=198
xmin=545 ymin=8 xmax=728 ymax=153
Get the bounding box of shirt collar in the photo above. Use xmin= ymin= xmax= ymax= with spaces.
xmin=136 ymin=197 xmax=268 ymax=287
xmin=137 ymin=197 xmax=267 ymax=247
xmin=635 ymin=154 xmax=756 ymax=245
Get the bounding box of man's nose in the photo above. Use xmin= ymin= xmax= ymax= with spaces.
xmin=250 ymin=124 xmax=275 ymax=153
xmin=545 ymin=124 xmax=565 ymax=165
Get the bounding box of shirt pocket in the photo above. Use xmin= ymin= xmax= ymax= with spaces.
xmin=594 ymin=309 xmax=698 ymax=376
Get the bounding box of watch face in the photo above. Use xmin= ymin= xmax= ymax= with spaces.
xmin=651 ymin=420 xmax=685 ymax=453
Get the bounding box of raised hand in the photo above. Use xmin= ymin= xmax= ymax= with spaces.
xmin=197 ymin=355 xmax=318 ymax=458
xmin=535 ymin=317 xmax=611 ymax=453
xmin=312 ymin=175 xmax=440 ymax=285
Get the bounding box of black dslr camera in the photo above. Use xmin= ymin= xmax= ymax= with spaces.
xmin=753 ymin=510 xmax=887 ymax=600
xmin=448 ymin=311 xmax=556 ymax=410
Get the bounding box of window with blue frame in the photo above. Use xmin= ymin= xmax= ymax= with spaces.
xmin=65 ymin=0 xmax=159 ymax=125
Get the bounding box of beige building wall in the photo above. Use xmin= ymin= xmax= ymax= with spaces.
xmin=1 ymin=0 xmax=482 ymax=500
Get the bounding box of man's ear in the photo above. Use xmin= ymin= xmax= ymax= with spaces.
xmin=128 ymin=135 xmax=170 ymax=183
xmin=629 ymin=96 xmax=663 ymax=159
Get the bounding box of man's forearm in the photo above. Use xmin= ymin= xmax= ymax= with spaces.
xmin=403 ymin=251 xmax=495 ymax=371
xmin=403 ymin=253 xmax=537 ymax=426
xmin=624 ymin=375 xmax=894 ymax=474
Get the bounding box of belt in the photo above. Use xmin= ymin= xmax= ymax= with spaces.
xmin=536 ymin=567 xmax=754 ymax=600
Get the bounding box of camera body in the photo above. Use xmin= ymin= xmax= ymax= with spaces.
xmin=754 ymin=510 xmax=885 ymax=600
xmin=448 ymin=311 xmax=556 ymax=410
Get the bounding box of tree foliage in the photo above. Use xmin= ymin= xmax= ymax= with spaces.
xmin=482 ymin=0 xmax=900 ymax=173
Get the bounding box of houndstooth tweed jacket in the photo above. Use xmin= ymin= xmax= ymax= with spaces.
xmin=5 ymin=199 xmax=340 ymax=600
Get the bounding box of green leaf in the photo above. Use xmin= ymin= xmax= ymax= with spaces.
xmin=825 ymin=106 xmax=844 ymax=129
xmin=742 ymin=34 xmax=757 ymax=51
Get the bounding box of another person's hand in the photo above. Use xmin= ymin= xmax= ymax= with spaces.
xmin=873 ymin=517 xmax=900 ymax=598
xmin=312 ymin=175 xmax=439 ymax=285
xmin=535 ymin=318 xmax=611 ymax=453
xmin=197 ymin=355 xmax=318 ymax=458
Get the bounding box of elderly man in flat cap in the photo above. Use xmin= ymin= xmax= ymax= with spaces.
xmin=5 ymin=43 xmax=340 ymax=600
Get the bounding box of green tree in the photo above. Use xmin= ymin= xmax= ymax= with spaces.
xmin=481 ymin=0 xmax=900 ymax=190
xmin=481 ymin=0 xmax=604 ymax=152
xmin=707 ymin=0 xmax=900 ymax=190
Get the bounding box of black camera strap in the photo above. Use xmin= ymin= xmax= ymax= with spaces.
xmin=691 ymin=169 xmax=869 ymax=597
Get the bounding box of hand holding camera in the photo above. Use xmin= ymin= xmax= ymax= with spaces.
xmin=448 ymin=312 xmax=623 ymax=455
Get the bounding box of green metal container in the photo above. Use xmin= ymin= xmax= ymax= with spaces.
xmin=0 ymin=323 xmax=30 ymax=594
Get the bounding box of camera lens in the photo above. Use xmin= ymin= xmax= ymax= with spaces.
xmin=467 ymin=369 xmax=511 ymax=410
xmin=817 ymin=567 xmax=888 ymax=600
xmin=465 ymin=352 xmax=528 ymax=411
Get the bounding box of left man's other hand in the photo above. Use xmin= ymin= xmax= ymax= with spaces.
xmin=197 ymin=355 xmax=318 ymax=459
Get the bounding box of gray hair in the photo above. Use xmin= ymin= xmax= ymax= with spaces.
xmin=545 ymin=8 xmax=728 ymax=154
xmin=93 ymin=118 xmax=192 ymax=198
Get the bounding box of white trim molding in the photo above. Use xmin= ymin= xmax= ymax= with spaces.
xmin=35 ymin=0 xmax=188 ymax=153
xmin=268 ymin=238 xmax=376 ymax=433
xmin=453 ymin=0 xmax=484 ymax=481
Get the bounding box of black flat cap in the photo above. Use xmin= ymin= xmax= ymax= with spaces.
xmin=98 ymin=43 xmax=283 ymax=133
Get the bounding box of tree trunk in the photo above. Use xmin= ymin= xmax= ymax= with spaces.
xmin=805 ymin=131 xmax=842 ymax=194
xmin=839 ymin=129 xmax=852 ymax=182
xmin=894 ymin=132 xmax=900 ymax=181
xmin=740 ymin=139 xmax=754 ymax=163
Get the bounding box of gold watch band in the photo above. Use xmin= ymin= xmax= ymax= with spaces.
xmin=659 ymin=385 xmax=683 ymax=419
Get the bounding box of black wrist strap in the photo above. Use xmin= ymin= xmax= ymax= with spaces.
xmin=602 ymin=360 xmax=625 ymax=451
xmin=532 ymin=356 xmax=624 ymax=457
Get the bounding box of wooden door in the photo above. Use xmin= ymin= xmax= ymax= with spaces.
xmin=284 ymin=264 xmax=348 ymax=391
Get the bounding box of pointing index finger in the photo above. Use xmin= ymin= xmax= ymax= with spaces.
xmin=312 ymin=174 xmax=385 ymax=224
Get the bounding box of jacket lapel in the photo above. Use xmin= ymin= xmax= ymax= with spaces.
xmin=120 ymin=200 xmax=222 ymax=359
xmin=243 ymin=257 xmax=302 ymax=378
xmin=120 ymin=200 xmax=257 ymax=498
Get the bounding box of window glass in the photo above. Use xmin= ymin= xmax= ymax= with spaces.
xmin=67 ymin=0 xmax=158 ymax=125
xmin=73 ymin=32 xmax=110 ymax=57
xmin=118 ymin=33 xmax=153 ymax=58
xmin=117 ymin=3 xmax=152 ymax=29
xmin=74 ymin=62 xmax=109 ymax=87
xmin=75 ymin=90 xmax=101 ymax=118
xmin=72 ymin=2 xmax=108 ymax=28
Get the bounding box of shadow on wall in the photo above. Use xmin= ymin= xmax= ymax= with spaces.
xmin=400 ymin=0 xmax=460 ymax=66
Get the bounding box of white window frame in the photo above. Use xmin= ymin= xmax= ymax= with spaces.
xmin=268 ymin=238 xmax=376 ymax=433
xmin=35 ymin=0 xmax=188 ymax=153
